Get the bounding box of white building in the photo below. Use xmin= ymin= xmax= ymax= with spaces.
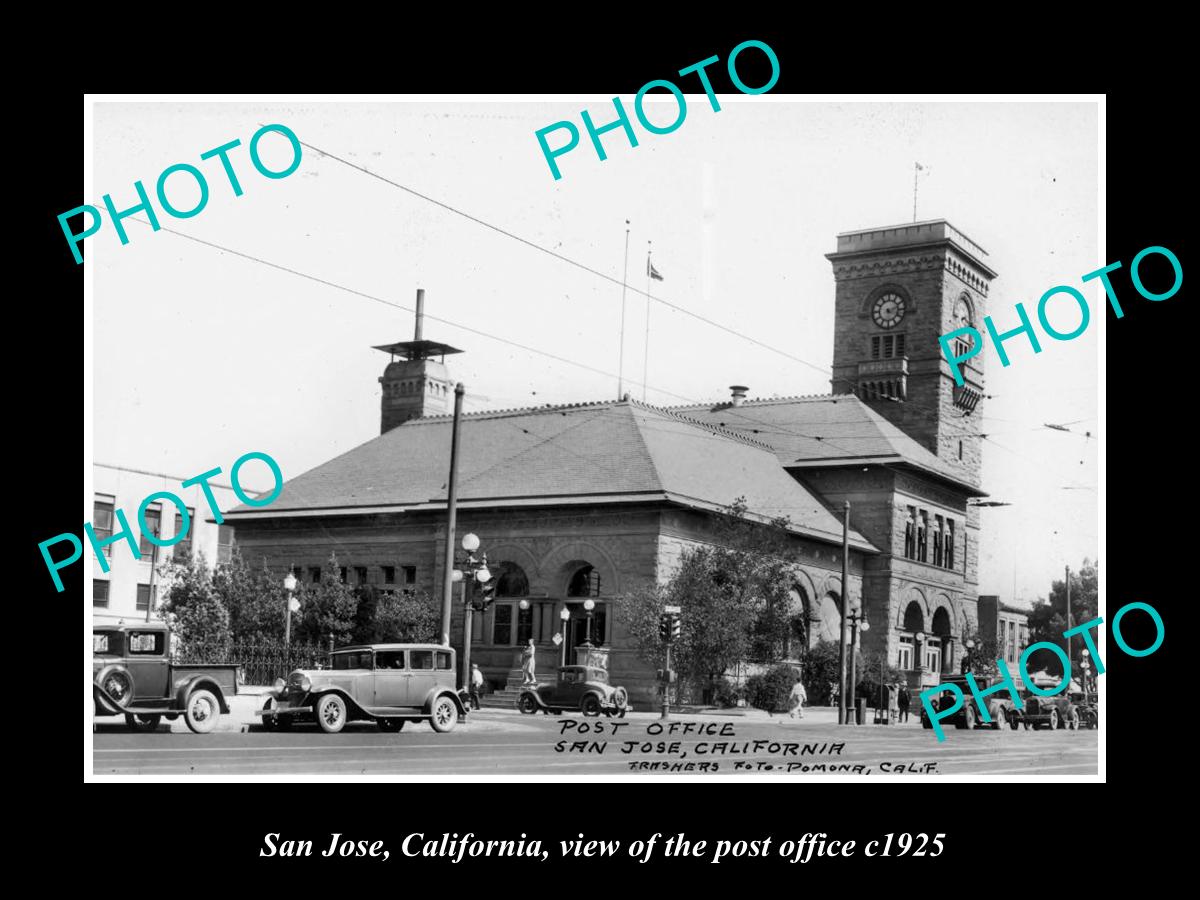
xmin=91 ymin=463 xmax=244 ymax=624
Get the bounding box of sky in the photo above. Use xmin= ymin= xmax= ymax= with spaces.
xmin=90 ymin=98 xmax=1099 ymax=608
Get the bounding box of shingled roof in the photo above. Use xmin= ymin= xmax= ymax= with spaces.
xmin=225 ymin=398 xmax=876 ymax=551
xmin=672 ymin=394 xmax=985 ymax=495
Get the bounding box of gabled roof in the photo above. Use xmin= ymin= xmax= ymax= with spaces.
xmin=671 ymin=394 xmax=985 ymax=496
xmin=224 ymin=399 xmax=876 ymax=552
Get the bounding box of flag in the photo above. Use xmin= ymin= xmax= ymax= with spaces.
xmin=648 ymin=258 xmax=663 ymax=281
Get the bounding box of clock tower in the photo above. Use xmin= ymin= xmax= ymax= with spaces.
xmin=826 ymin=220 xmax=995 ymax=486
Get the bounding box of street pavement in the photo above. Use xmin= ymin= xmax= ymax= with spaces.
xmin=92 ymin=697 xmax=1098 ymax=776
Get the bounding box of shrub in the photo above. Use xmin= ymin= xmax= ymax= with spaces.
xmin=745 ymin=663 xmax=801 ymax=713
xmin=712 ymin=677 xmax=744 ymax=709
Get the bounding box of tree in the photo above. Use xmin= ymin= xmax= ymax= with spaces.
xmin=158 ymin=551 xmax=231 ymax=654
xmin=1028 ymin=558 xmax=1099 ymax=676
xmin=295 ymin=553 xmax=358 ymax=645
xmin=212 ymin=547 xmax=286 ymax=643
xmin=799 ymin=640 xmax=842 ymax=705
xmin=960 ymin=629 xmax=1002 ymax=678
xmin=619 ymin=498 xmax=806 ymax=701
xmin=856 ymin=651 xmax=905 ymax=708
xmin=353 ymin=587 xmax=440 ymax=644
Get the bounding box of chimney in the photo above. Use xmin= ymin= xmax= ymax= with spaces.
xmin=729 ymin=385 xmax=749 ymax=407
xmin=414 ymin=288 xmax=425 ymax=341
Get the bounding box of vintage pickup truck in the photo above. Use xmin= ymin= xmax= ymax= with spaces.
xmin=92 ymin=621 xmax=238 ymax=733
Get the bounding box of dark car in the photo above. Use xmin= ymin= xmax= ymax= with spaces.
xmin=1016 ymin=693 xmax=1080 ymax=730
xmin=919 ymin=674 xmax=1013 ymax=730
xmin=517 ymin=665 xmax=629 ymax=717
xmin=257 ymin=644 xmax=466 ymax=734
xmin=92 ymin=621 xmax=238 ymax=733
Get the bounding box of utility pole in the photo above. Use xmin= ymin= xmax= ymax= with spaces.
xmin=838 ymin=501 xmax=850 ymax=725
xmin=1065 ymin=564 xmax=1072 ymax=679
xmin=440 ymin=383 xmax=465 ymax=646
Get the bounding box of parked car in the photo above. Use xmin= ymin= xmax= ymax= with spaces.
xmin=918 ymin=674 xmax=1016 ymax=730
xmin=1011 ymin=692 xmax=1080 ymax=730
xmin=1073 ymin=691 xmax=1098 ymax=729
xmin=517 ymin=665 xmax=629 ymax=717
xmin=257 ymin=644 xmax=466 ymax=734
xmin=92 ymin=621 xmax=238 ymax=734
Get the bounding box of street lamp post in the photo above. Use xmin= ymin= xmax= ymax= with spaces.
xmin=456 ymin=533 xmax=491 ymax=692
xmin=963 ymin=638 xmax=975 ymax=675
xmin=283 ymin=572 xmax=298 ymax=645
xmin=582 ymin=597 xmax=596 ymax=648
xmin=846 ymin=612 xmax=869 ymax=725
xmin=559 ymin=608 xmax=571 ymax=667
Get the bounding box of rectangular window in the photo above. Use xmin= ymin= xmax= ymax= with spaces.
xmin=291 ymin=565 xmax=303 ymax=580
xmin=93 ymin=580 xmax=110 ymax=608
xmin=924 ymin=638 xmax=942 ymax=673
xmin=494 ymin=605 xmax=512 ymax=645
xmin=136 ymin=583 xmax=157 ymax=613
xmin=128 ymin=631 xmax=165 ymax=655
xmin=917 ymin=512 xmax=928 ymax=562
xmin=904 ymin=506 xmax=916 ymax=559
xmin=409 ymin=650 xmax=434 ymax=670
xmin=435 ymin=651 xmax=453 ymax=671
xmin=382 ymin=566 xmax=396 ymax=585
xmin=898 ymin=635 xmax=914 ymax=671
xmin=896 ymin=334 xmax=906 ymax=357
xmin=138 ymin=504 xmax=162 ymax=557
xmin=933 ymin=515 xmax=944 ymax=567
xmin=1008 ymin=621 xmax=1017 ymax=663
xmin=402 ymin=565 xmax=416 ymax=586
xmin=883 ymin=335 xmax=894 ymax=358
xmin=93 ymin=495 xmax=115 ymax=559
xmin=339 ymin=567 xmax=348 ymax=584
xmin=173 ymin=507 xmax=195 ymax=560
xmin=871 ymin=336 xmax=881 ymax=359
xmin=309 ymin=566 xmax=321 ymax=584
xmin=355 ymin=566 xmax=368 ymax=585
xmin=217 ymin=524 xmax=235 ymax=563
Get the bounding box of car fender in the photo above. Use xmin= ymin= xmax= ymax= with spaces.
xmin=308 ymin=687 xmax=371 ymax=719
xmin=582 ymin=689 xmax=607 ymax=706
xmin=173 ymin=675 xmax=231 ymax=714
xmin=95 ymin=665 xmax=136 ymax=709
xmin=425 ymin=688 xmax=466 ymax=716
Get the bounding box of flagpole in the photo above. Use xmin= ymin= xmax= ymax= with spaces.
xmin=617 ymin=220 xmax=631 ymax=400
xmin=913 ymin=163 xmax=919 ymax=222
xmin=642 ymin=241 xmax=652 ymax=402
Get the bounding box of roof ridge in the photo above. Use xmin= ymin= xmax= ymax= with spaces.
xmin=669 ymin=392 xmax=853 ymax=410
xmin=626 ymin=398 xmax=775 ymax=450
xmin=399 ymin=397 xmax=622 ymax=424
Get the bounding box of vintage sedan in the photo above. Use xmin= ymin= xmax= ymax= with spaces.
xmin=257 ymin=644 xmax=466 ymax=734
xmin=517 ymin=665 xmax=629 ymax=717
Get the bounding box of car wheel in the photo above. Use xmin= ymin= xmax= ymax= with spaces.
xmin=184 ymin=689 xmax=220 ymax=734
xmin=1047 ymin=709 xmax=1059 ymax=731
xmin=921 ymin=717 xmax=932 ymax=729
xmin=1068 ymin=709 xmax=1080 ymax=730
xmin=581 ymin=695 xmax=602 ymax=717
xmin=429 ymin=696 xmax=458 ymax=733
xmin=315 ymin=694 xmax=347 ymax=734
xmin=517 ymin=694 xmax=538 ymax=715
xmin=378 ymin=718 xmax=405 ymax=733
xmin=125 ymin=714 xmax=162 ymax=733
xmin=98 ymin=667 xmax=135 ymax=707
xmin=1009 ymin=713 xmax=1020 ymax=731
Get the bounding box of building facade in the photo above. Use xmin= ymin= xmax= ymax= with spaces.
xmin=224 ymin=220 xmax=994 ymax=703
xmin=977 ymin=595 xmax=1030 ymax=669
xmin=91 ymin=463 xmax=242 ymax=624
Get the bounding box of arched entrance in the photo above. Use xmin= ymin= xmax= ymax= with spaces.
xmin=814 ymin=591 xmax=842 ymax=644
xmin=562 ymin=562 xmax=605 ymax=662
xmin=898 ymin=600 xmax=925 ymax=673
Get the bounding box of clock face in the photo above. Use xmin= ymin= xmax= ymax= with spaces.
xmin=954 ymin=297 xmax=973 ymax=330
xmin=872 ymin=292 xmax=906 ymax=328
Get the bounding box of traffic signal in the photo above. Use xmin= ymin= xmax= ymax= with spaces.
xmin=659 ymin=615 xmax=671 ymax=642
xmin=670 ymin=615 xmax=681 ymax=642
xmin=473 ymin=580 xmax=497 ymax=611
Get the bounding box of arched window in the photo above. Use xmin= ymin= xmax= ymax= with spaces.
xmin=567 ymin=565 xmax=601 ymax=597
xmin=494 ymin=562 xmax=529 ymax=597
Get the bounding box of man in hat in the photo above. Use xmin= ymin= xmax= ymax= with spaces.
xmin=469 ymin=663 xmax=484 ymax=711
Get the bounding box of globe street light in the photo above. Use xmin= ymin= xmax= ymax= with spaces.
xmin=462 ymin=533 xmax=480 ymax=552
xmin=846 ymin=610 xmax=869 ymax=723
xmin=582 ymin=597 xmax=596 ymax=648
xmin=282 ymin=572 xmax=298 ymax=645
xmin=559 ymin=607 xmax=571 ymax=666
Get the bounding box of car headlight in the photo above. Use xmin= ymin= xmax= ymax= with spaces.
xmin=273 ymin=678 xmax=286 ymax=692
xmin=299 ymin=676 xmax=312 ymax=692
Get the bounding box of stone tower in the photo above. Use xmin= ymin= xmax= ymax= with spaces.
xmin=375 ymin=289 xmax=463 ymax=433
xmin=826 ymin=220 xmax=995 ymax=486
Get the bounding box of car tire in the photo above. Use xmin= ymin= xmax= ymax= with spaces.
xmin=517 ymin=694 xmax=538 ymax=715
xmin=378 ymin=718 xmax=405 ymax=732
xmin=581 ymin=695 xmax=602 ymax=717
xmin=1047 ymin=709 xmax=1059 ymax=731
xmin=125 ymin=713 xmax=162 ymax=732
xmin=315 ymin=694 xmax=347 ymax=734
xmin=429 ymin=696 xmax=458 ymax=733
xmin=97 ymin=666 xmax=135 ymax=708
xmin=1068 ymin=709 xmax=1080 ymax=730
xmin=1008 ymin=713 xmax=1020 ymax=730
xmin=184 ymin=689 xmax=220 ymax=734
xmin=921 ymin=717 xmax=932 ymax=729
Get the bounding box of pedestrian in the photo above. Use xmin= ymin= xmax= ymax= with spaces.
xmin=898 ymin=684 xmax=911 ymax=723
xmin=521 ymin=639 xmax=537 ymax=685
xmin=469 ymin=663 xmax=484 ymax=711
xmin=788 ymin=678 xmax=808 ymax=719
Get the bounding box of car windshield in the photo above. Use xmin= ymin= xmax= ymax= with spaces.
xmin=589 ymin=669 xmax=608 ymax=684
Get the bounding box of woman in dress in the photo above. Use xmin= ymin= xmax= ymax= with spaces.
xmin=521 ymin=639 xmax=537 ymax=685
